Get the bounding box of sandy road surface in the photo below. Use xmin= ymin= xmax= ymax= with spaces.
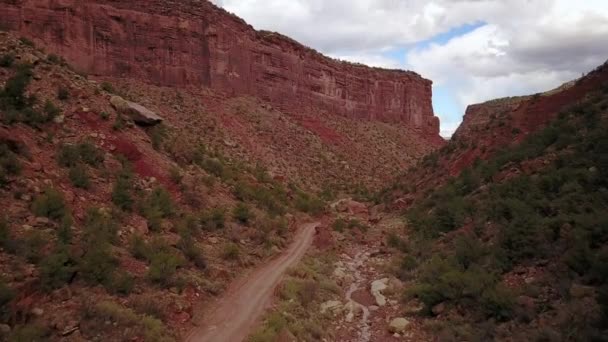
xmin=185 ymin=222 xmax=320 ymax=342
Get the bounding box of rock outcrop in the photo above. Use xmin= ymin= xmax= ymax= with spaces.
xmin=110 ymin=96 xmax=163 ymax=126
xmin=0 ymin=0 xmax=440 ymax=138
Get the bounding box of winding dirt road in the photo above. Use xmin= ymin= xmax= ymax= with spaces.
xmin=185 ymin=222 xmax=320 ymax=342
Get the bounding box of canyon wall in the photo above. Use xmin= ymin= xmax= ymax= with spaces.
xmin=0 ymin=0 xmax=440 ymax=137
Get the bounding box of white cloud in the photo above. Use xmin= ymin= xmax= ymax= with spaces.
xmin=407 ymin=2 xmax=608 ymax=112
xmin=211 ymin=0 xmax=608 ymax=134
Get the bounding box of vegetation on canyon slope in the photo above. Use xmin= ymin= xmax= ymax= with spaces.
xmin=391 ymin=83 xmax=608 ymax=340
xmin=0 ymin=35 xmax=328 ymax=341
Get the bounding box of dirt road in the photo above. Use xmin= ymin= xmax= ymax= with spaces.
xmin=185 ymin=222 xmax=320 ymax=342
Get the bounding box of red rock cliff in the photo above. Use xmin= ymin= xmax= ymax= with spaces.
xmin=0 ymin=0 xmax=440 ymax=137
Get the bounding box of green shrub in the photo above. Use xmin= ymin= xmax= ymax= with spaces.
xmin=69 ymin=164 xmax=90 ymax=189
xmin=0 ymin=53 xmax=14 ymax=68
xmin=0 ymin=278 xmax=15 ymax=319
xmin=31 ymin=187 xmax=67 ymax=221
xmin=8 ymin=324 xmax=50 ymax=342
xmin=129 ymin=295 xmax=166 ymax=320
xmin=332 ymin=218 xmax=347 ymax=232
xmin=0 ymin=143 xmax=21 ymax=187
xmin=129 ymin=235 xmax=150 ymax=260
xmin=79 ymin=242 xmax=116 ymax=285
xmin=112 ymin=168 xmax=134 ymax=211
xmin=43 ymin=100 xmax=61 ymax=121
xmin=480 ymin=284 xmax=515 ymax=321
xmin=17 ymin=230 xmax=46 ymax=264
xmin=233 ymin=202 xmax=252 ymax=224
xmin=200 ymin=207 xmax=226 ymax=231
xmin=100 ymin=82 xmax=115 ymax=93
xmin=57 ymin=86 xmax=69 ymax=101
xmin=294 ymin=191 xmax=325 ymax=215
xmin=57 ymin=141 xmax=103 ymax=168
xmin=19 ymin=37 xmax=35 ymax=47
xmin=147 ymin=251 xmax=184 ymax=287
xmin=47 ymin=54 xmax=62 ymax=64
xmin=144 ymin=186 xmax=173 ymax=218
xmin=0 ymin=64 xmax=38 ymax=126
xmin=0 ymin=217 xmax=15 ymax=252
xmin=222 ymin=243 xmax=240 ymax=261
xmin=169 ymin=166 xmax=182 ymax=184
xmin=82 ymin=207 xmax=118 ymax=244
xmin=148 ymin=125 xmax=167 ymax=150
xmin=100 ymin=111 xmax=110 ymax=120
xmin=177 ymin=235 xmax=207 ymax=269
xmin=38 ymin=244 xmax=76 ymax=291
xmin=112 ymin=113 xmax=126 ymax=131
xmin=106 ymin=271 xmax=135 ymax=296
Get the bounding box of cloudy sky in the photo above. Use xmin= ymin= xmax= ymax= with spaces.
xmin=211 ymin=0 xmax=608 ymax=137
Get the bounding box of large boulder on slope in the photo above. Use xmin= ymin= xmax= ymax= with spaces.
xmin=110 ymin=95 xmax=163 ymax=126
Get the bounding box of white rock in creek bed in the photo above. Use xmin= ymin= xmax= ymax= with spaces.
xmin=388 ymin=317 xmax=411 ymax=333
xmin=320 ymin=300 xmax=343 ymax=314
xmin=370 ymin=278 xmax=389 ymax=306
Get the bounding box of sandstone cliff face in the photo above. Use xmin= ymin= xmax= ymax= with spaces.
xmin=0 ymin=0 xmax=439 ymax=137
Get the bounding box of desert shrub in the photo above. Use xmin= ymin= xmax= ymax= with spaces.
xmin=0 ymin=143 xmax=21 ymax=187
xmin=69 ymin=163 xmax=90 ymax=189
xmin=0 ymin=278 xmax=14 ymax=321
xmin=294 ymin=191 xmax=325 ymax=215
xmin=0 ymin=217 xmax=16 ymax=253
xmin=480 ymin=284 xmax=515 ymax=321
xmin=169 ymin=166 xmax=182 ymax=184
xmin=148 ymin=125 xmax=167 ymax=150
xmin=82 ymin=207 xmax=118 ymax=244
xmin=57 ymin=86 xmax=69 ymax=101
xmin=38 ymin=244 xmax=76 ymax=291
xmin=31 ymin=187 xmax=67 ymax=221
xmin=177 ymin=235 xmax=207 ymax=270
xmin=233 ymin=181 xmax=286 ymax=216
xmin=143 ymin=186 xmax=173 ymax=218
xmin=129 ymin=295 xmax=166 ymax=320
xmin=112 ymin=167 xmax=134 ymax=211
xmin=147 ymin=250 xmax=184 ymax=287
xmin=57 ymin=141 xmax=103 ymax=168
xmin=200 ymin=207 xmax=226 ymax=231
xmin=0 ymin=53 xmax=14 ymax=68
xmin=233 ymin=202 xmax=252 ymax=224
xmin=43 ymin=100 xmax=61 ymax=121
xmin=16 ymin=230 xmax=46 ymax=264
xmin=332 ymin=218 xmax=347 ymax=232
xmin=100 ymin=111 xmax=110 ymax=120
xmin=79 ymin=242 xmax=116 ymax=285
xmin=112 ymin=113 xmax=126 ymax=131
xmin=8 ymin=324 xmax=50 ymax=342
xmin=47 ymin=54 xmax=62 ymax=64
xmin=222 ymin=243 xmax=240 ymax=261
xmin=0 ymin=64 xmax=38 ymax=125
xmin=129 ymin=235 xmax=150 ymax=260
xmin=100 ymin=82 xmax=115 ymax=93
xmin=106 ymin=271 xmax=135 ymax=296
xmin=82 ymin=301 xmax=169 ymax=342
xmin=19 ymin=37 xmax=35 ymax=47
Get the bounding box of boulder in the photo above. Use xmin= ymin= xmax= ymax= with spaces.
xmin=370 ymin=278 xmax=389 ymax=306
xmin=110 ymin=95 xmax=163 ymax=126
xmin=320 ymin=300 xmax=342 ymax=314
xmin=388 ymin=317 xmax=411 ymax=333
xmin=569 ymin=283 xmax=595 ymax=298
